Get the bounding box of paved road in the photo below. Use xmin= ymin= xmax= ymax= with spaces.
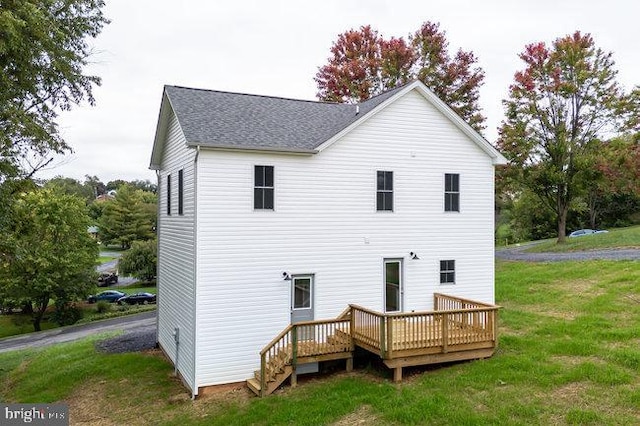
xmin=496 ymin=243 xmax=640 ymax=262
xmin=0 ymin=311 xmax=156 ymax=353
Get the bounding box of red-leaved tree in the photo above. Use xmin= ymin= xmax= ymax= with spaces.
xmin=315 ymin=22 xmax=485 ymax=130
xmin=498 ymin=32 xmax=638 ymax=243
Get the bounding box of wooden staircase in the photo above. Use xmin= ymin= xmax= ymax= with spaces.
xmin=246 ymin=295 xmax=500 ymax=396
xmin=246 ymin=313 xmax=353 ymax=396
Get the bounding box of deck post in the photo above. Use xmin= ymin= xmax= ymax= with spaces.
xmin=442 ymin=313 xmax=448 ymax=353
xmin=260 ymin=353 xmax=266 ymax=398
xmin=393 ymin=367 xmax=402 ymax=382
xmin=346 ymin=357 xmax=353 ymax=372
xmin=380 ymin=316 xmax=386 ymax=359
xmin=350 ymin=305 xmax=356 ymax=350
xmin=291 ymin=326 xmax=298 ymax=387
xmin=387 ymin=316 xmax=393 ymax=359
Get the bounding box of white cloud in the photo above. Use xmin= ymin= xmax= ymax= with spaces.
xmin=40 ymin=0 xmax=640 ymax=183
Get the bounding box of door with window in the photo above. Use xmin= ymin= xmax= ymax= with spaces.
xmin=290 ymin=275 xmax=318 ymax=374
xmin=384 ymin=259 xmax=403 ymax=313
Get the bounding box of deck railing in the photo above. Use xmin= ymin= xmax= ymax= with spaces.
xmin=258 ymin=317 xmax=352 ymax=397
xmin=257 ymin=295 xmax=499 ymax=395
xmin=351 ymin=295 xmax=499 ymax=359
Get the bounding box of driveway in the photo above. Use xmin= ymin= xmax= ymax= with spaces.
xmin=496 ymin=243 xmax=640 ymax=262
xmin=98 ymin=251 xmax=139 ymax=287
xmin=0 ymin=311 xmax=156 ymax=353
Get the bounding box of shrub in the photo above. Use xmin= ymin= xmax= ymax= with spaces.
xmin=118 ymin=239 xmax=157 ymax=281
xmin=96 ymin=301 xmax=111 ymax=314
xmin=50 ymin=302 xmax=84 ymax=326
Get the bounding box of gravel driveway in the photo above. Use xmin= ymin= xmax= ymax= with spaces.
xmin=496 ymin=243 xmax=640 ymax=262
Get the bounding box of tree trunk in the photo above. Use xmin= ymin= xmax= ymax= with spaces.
xmin=557 ymin=207 xmax=568 ymax=244
xmin=32 ymin=296 xmax=49 ymax=332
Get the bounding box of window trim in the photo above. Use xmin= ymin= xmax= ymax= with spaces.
xmin=444 ymin=173 xmax=460 ymax=212
xmin=254 ymin=165 xmax=275 ymax=210
xmin=376 ymin=170 xmax=394 ymax=212
xmin=292 ymin=275 xmax=313 ymax=311
xmin=178 ymin=169 xmax=184 ymax=215
xmin=439 ymin=260 xmax=456 ymax=285
xmin=166 ymin=174 xmax=171 ymax=216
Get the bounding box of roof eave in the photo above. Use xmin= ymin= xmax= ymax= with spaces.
xmin=186 ymin=142 xmax=318 ymax=155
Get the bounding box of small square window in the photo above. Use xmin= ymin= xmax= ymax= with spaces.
xmin=440 ymin=260 xmax=455 ymax=284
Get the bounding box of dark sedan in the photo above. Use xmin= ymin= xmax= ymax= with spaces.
xmin=88 ymin=290 xmax=126 ymax=304
xmin=117 ymin=292 xmax=156 ymax=305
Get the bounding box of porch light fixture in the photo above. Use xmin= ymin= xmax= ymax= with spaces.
xmin=282 ymin=272 xmax=292 ymax=281
xmin=410 ymin=252 xmax=419 ymax=260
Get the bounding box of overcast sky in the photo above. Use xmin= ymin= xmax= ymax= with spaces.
xmin=40 ymin=0 xmax=639 ymax=183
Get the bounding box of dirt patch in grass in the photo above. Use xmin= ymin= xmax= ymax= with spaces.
xmin=551 ymin=355 xmax=605 ymax=366
xmin=331 ymin=405 xmax=382 ymax=426
xmin=518 ymin=306 xmax=578 ymax=320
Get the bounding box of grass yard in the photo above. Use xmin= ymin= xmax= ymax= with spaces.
xmin=527 ymin=225 xmax=640 ymax=253
xmin=1 ymin=260 xmax=639 ymax=425
xmin=0 ymin=284 xmax=157 ymax=339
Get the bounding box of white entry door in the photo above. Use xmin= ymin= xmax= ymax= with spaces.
xmin=384 ymin=259 xmax=403 ymax=313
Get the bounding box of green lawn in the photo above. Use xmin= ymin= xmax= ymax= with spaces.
xmin=1 ymin=259 xmax=638 ymax=424
xmin=0 ymin=284 xmax=157 ymax=339
xmin=526 ymin=225 xmax=640 ymax=253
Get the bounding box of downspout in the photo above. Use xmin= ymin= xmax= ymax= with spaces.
xmin=191 ymin=145 xmax=200 ymax=401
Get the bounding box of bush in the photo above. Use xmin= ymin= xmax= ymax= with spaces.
xmin=118 ymin=239 xmax=157 ymax=281
xmin=96 ymin=301 xmax=111 ymax=314
xmin=50 ymin=302 xmax=84 ymax=326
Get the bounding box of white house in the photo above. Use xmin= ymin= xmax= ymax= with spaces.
xmin=150 ymin=80 xmax=507 ymax=397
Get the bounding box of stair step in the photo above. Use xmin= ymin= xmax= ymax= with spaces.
xmin=247 ymin=378 xmax=261 ymax=395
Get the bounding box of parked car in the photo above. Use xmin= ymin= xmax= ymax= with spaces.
xmin=117 ymin=292 xmax=157 ymax=305
xmin=88 ymin=290 xmax=127 ymax=304
xmin=97 ymin=272 xmax=118 ymax=287
xmin=568 ymin=229 xmax=609 ymax=238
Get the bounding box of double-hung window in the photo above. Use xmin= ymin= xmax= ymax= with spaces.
xmin=444 ymin=173 xmax=460 ymax=212
xmin=440 ymin=260 xmax=455 ymax=284
xmin=254 ymin=165 xmax=274 ymax=210
xmin=166 ymin=174 xmax=171 ymax=216
xmin=376 ymin=171 xmax=393 ymax=211
xmin=178 ymin=169 xmax=184 ymax=215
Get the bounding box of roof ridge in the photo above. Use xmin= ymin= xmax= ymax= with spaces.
xmin=165 ymin=85 xmax=350 ymax=106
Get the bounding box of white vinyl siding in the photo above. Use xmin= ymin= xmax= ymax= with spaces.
xmin=157 ymin=109 xmax=197 ymax=393
xmin=193 ymin=89 xmax=496 ymax=386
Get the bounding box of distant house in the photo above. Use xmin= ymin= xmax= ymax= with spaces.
xmin=87 ymin=226 xmax=99 ymax=239
xmin=95 ymin=193 xmax=114 ymax=202
xmin=150 ymin=80 xmax=507 ymax=397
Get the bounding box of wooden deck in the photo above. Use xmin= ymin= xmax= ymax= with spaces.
xmin=247 ymin=294 xmax=500 ymax=396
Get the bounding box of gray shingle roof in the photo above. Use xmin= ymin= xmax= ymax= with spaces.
xmin=164 ymin=84 xmax=407 ymax=152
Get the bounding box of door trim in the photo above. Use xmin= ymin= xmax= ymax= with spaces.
xmin=383 ymin=258 xmax=403 ymax=313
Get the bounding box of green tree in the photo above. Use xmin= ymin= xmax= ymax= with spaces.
xmin=43 ymin=176 xmax=94 ymax=203
xmin=0 ymin=188 xmax=97 ymax=331
xmin=0 ymin=0 xmax=108 ymax=179
xmin=315 ymin=22 xmax=485 ymax=130
xmin=99 ymin=184 xmax=156 ymax=249
xmin=498 ymin=32 xmax=637 ymax=243
xmin=118 ymin=239 xmax=157 ymax=282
